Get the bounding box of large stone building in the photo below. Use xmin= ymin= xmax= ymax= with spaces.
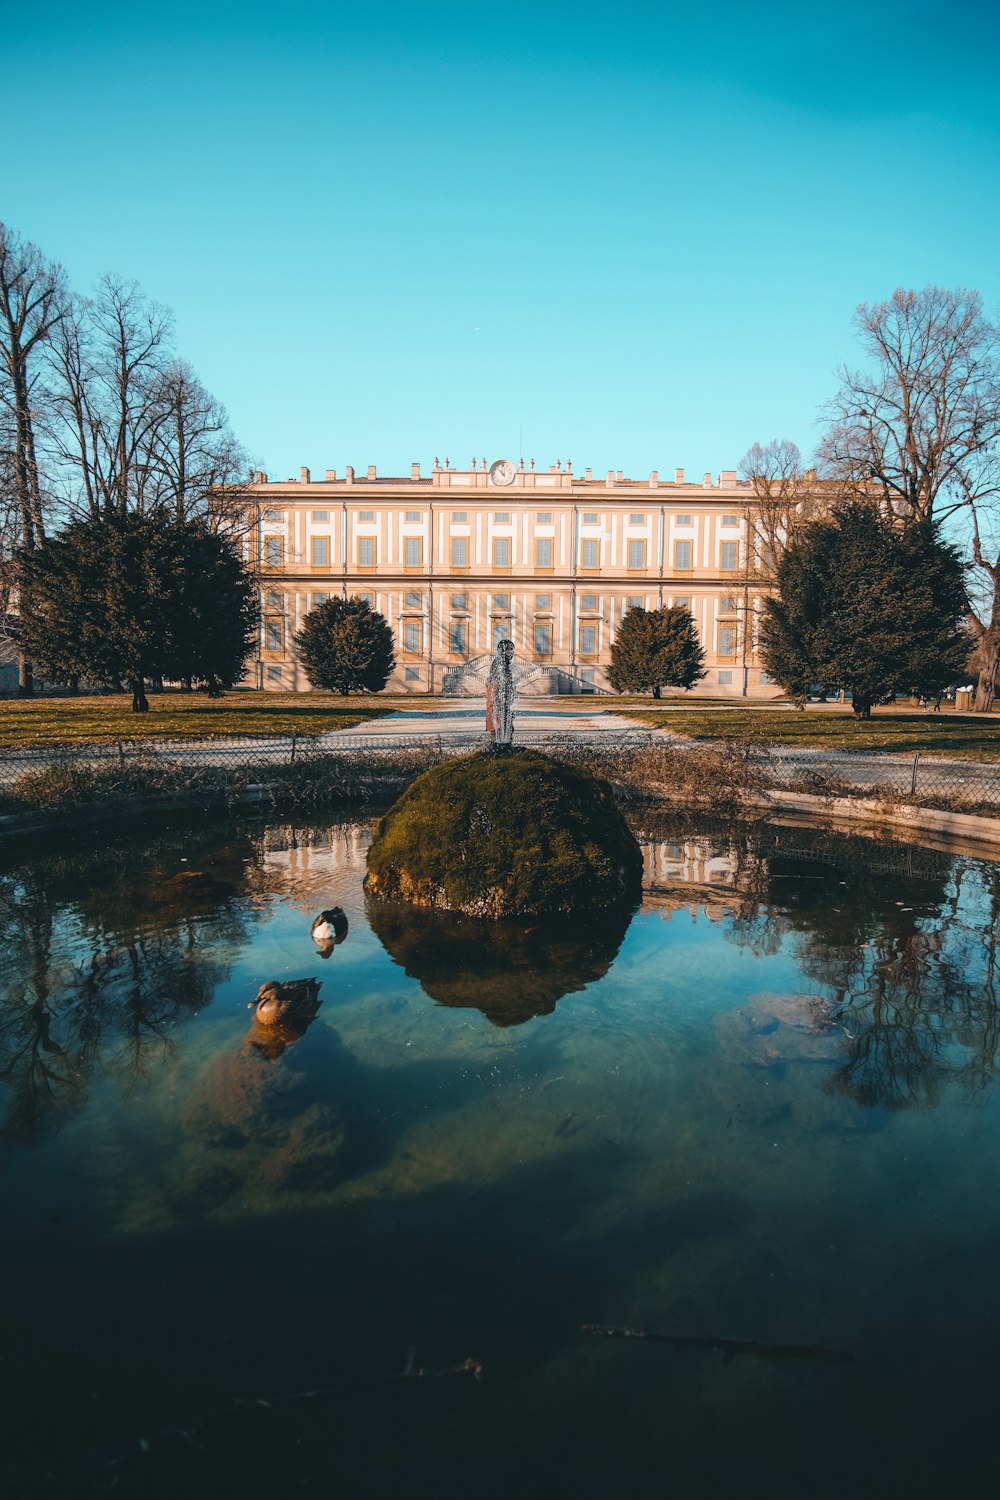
xmin=244 ymin=456 xmax=785 ymax=696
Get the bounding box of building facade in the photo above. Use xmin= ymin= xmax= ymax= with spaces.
xmin=245 ymin=457 xmax=784 ymax=696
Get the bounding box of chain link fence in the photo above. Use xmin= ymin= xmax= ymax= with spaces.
xmin=1 ymin=731 xmax=998 ymax=814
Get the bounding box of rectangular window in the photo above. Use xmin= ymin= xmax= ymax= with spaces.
xmin=628 ymin=539 xmax=645 ymax=570
xmin=581 ymin=594 xmax=598 ymax=610
xmin=720 ymin=541 xmax=738 ymax=571
xmin=312 ymin=591 xmax=329 ymax=608
xmin=263 ymin=536 xmax=282 ymax=567
xmin=579 ymin=624 xmax=597 ymax=655
xmin=404 ymin=537 xmax=422 ymax=568
xmin=583 ymin=512 xmax=599 ymax=524
xmin=493 ymin=512 xmax=510 ymax=523
xmin=405 ymin=666 xmax=420 ymax=681
xmin=492 ymin=593 xmax=510 ymax=609
xmin=674 ymin=595 xmax=690 ymax=607
xmin=265 ymin=619 xmax=283 ymax=651
xmin=718 ymin=670 xmax=733 ymax=685
xmin=266 ymin=665 xmax=282 ymax=683
xmin=311 ymin=510 xmax=329 ymax=522
xmin=451 ymin=536 xmax=468 ymax=568
xmin=358 ymin=510 xmax=375 ymax=522
xmin=535 ymin=594 xmax=551 ymax=609
xmin=264 ymin=509 xmax=284 ymax=522
xmin=627 ymin=594 xmax=643 ymax=608
xmin=536 ymin=512 xmax=552 ymax=523
xmin=629 ymin=513 xmax=646 ymax=525
xmin=536 ymin=537 xmax=552 ymax=568
xmin=358 ymin=537 xmax=375 ymax=567
xmin=759 ymin=542 xmax=777 ymax=572
xmin=403 ymin=621 xmax=422 ymax=654
xmin=534 ymin=623 xmax=551 ymax=656
xmin=405 ymin=511 xmax=423 ymax=522
xmin=675 ymin=514 xmax=691 ymax=526
xmin=721 ymin=514 xmax=738 ymax=526
xmin=451 ymin=512 xmax=467 ymax=524
xmin=719 ymin=595 xmax=737 ymax=613
xmin=718 ymin=625 xmax=737 ymax=657
xmin=450 ymin=622 xmax=468 ymax=654
xmin=451 ymin=593 xmax=467 ymax=609
xmin=674 ymin=540 xmax=692 ymax=570
xmin=265 ymin=590 xmax=283 ymax=609
xmin=356 ymin=591 xmax=374 ymax=606
xmin=311 ymin=536 xmax=329 ymax=566
xmin=581 ymin=539 xmax=599 ymax=570
xmin=492 ymin=620 xmax=510 ymax=647
xmin=493 ymin=537 xmax=510 ymax=568
xmin=404 ymin=591 xmax=422 ymax=608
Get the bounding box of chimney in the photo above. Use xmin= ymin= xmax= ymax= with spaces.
xmin=703 ymin=472 xmax=712 ymax=487
xmin=300 ymin=466 xmax=310 ymax=484
xmin=584 ymin=467 xmax=592 ymax=481
xmin=367 ymin=465 xmax=377 ymax=480
xmin=649 ymin=470 xmax=658 ymax=484
xmin=324 ymin=469 xmax=337 ymax=481
xmin=616 ymin=470 xmax=623 ymax=482
xmin=720 ymin=469 xmax=736 ymax=486
xmin=254 ymin=470 xmax=264 ymax=484
xmin=411 ymin=462 xmax=421 ymax=480
xmin=345 ymin=466 xmax=354 ymax=483
xmin=674 ymin=468 xmax=684 ymax=484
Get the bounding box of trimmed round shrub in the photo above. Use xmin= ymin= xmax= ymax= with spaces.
xmin=364 ymin=748 xmax=643 ymax=918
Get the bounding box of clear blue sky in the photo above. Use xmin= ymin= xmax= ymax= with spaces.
xmin=5 ymin=0 xmax=998 ymax=481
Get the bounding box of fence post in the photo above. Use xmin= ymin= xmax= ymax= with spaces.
xmin=290 ymin=732 xmax=297 ymax=765
xmin=116 ymin=737 xmax=126 ymax=768
xmin=910 ymin=752 xmax=920 ymax=795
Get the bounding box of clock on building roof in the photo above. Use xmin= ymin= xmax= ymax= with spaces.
xmin=488 ymin=458 xmax=516 ymax=487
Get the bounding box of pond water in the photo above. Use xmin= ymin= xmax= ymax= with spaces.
xmin=1 ymin=808 xmax=999 ymax=1497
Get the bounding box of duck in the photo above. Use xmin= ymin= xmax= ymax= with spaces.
xmin=249 ymin=977 xmax=322 ymax=1027
xmin=310 ymin=908 xmax=349 ymax=945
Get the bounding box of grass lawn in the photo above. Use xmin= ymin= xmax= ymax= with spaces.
xmin=0 ymin=692 xmax=397 ymax=748
xmin=620 ymin=707 xmax=1000 ymax=760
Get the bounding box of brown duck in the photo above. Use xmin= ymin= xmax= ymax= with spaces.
xmin=250 ymin=978 xmax=322 ymax=1027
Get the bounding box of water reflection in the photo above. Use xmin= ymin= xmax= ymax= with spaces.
xmin=0 ymin=819 xmax=267 ymax=1144
xmin=685 ymin=819 xmax=1000 ymax=1111
xmin=366 ymin=902 xmax=633 ymax=1026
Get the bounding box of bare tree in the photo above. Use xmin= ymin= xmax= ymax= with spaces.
xmin=819 ymin=286 xmax=1000 ymax=709
xmin=736 ymin=439 xmax=818 ymax=696
xmin=144 ymin=360 xmax=250 ymax=528
xmin=0 ymin=223 xmax=67 ymax=694
xmin=47 ymin=274 xmax=172 ymax=519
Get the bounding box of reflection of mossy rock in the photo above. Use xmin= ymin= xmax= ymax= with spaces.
xmin=364 ymin=749 xmax=642 ymax=918
xmin=715 ymin=992 xmax=846 ymax=1068
xmin=368 ymin=902 xmax=632 ymax=1026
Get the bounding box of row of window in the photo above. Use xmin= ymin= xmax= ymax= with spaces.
xmin=266 ymin=589 xmax=741 ymax=616
xmin=262 ymin=536 xmax=742 ymax=571
xmin=262 ymin=616 xmax=742 ymax=658
xmin=264 ymin=508 xmax=741 ymax=529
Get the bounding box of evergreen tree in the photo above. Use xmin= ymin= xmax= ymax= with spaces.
xmin=18 ymin=510 xmax=258 ymax=710
xmin=607 ymin=605 xmax=706 ymax=698
xmin=761 ymin=501 xmax=969 ymax=718
xmin=294 ymin=595 xmax=396 ymax=694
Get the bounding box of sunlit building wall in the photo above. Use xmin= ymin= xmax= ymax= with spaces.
xmin=242 ymin=457 xmax=785 ymax=697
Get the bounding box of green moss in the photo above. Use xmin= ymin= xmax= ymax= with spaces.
xmin=364 ymin=748 xmax=643 ymax=917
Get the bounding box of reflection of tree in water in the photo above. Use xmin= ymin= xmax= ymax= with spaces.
xmin=0 ymin=819 xmax=269 ymax=1146
xmin=721 ymin=823 xmax=1000 ymax=1111
xmin=368 ymin=900 xmax=633 ymax=1027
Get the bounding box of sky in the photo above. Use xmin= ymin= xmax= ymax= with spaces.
xmin=4 ymin=0 xmax=999 ymax=482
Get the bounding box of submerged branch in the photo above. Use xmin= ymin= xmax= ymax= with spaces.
xmin=581 ymin=1323 xmax=854 ymax=1365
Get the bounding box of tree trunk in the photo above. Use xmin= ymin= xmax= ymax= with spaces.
xmin=973 ymin=626 xmax=999 ymax=711
xmin=130 ymin=677 xmax=149 ymax=712
xmin=18 ymin=658 xmax=34 ymax=698
xmin=652 ymin=685 xmax=661 ymax=699
xmin=853 ymin=699 xmax=872 ymax=720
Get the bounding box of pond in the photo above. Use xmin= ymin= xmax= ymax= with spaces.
xmin=1 ymin=807 xmax=998 ymax=1497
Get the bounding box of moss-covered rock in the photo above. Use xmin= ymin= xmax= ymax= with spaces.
xmin=364 ymin=748 xmax=642 ymax=918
